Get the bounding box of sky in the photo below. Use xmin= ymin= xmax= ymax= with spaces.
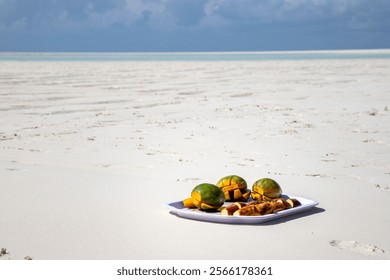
xmin=0 ymin=0 xmax=390 ymax=52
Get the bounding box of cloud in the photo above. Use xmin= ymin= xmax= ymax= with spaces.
xmin=82 ymin=0 xmax=175 ymax=30
xmin=197 ymin=0 xmax=355 ymax=24
xmin=1 ymin=0 xmax=388 ymax=32
xmin=0 ymin=0 xmax=389 ymax=51
xmin=199 ymin=0 xmax=229 ymax=28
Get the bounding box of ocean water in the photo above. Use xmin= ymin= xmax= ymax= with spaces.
xmin=1 ymin=50 xmax=390 ymax=61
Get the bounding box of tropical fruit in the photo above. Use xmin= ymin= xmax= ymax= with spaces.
xmin=182 ymin=197 xmax=196 ymax=208
xmin=251 ymin=178 xmax=282 ymax=200
xmin=216 ymin=175 xmax=251 ymax=201
xmin=183 ymin=183 xmax=225 ymax=211
xmin=191 ymin=183 xmax=225 ymax=210
xmin=222 ymin=197 xmax=301 ymax=216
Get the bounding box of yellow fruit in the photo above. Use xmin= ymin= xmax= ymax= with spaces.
xmin=182 ymin=197 xmax=196 ymax=208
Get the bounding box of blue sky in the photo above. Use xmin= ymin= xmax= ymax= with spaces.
xmin=1 ymin=0 xmax=389 ymax=52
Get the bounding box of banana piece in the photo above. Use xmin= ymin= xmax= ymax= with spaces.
xmin=221 ymin=202 xmax=246 ymax=215
xmin=272 ymin=198 xmax=289 ymax=212
xmin=232 ymin=198 xmax=300 ymax=216
xmin=233 ymin=202 xmax=273 ymax=216
xmin=286 ymin=198 xmax=301 ymax=208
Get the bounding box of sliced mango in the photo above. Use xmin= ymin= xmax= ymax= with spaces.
xmin=216 ymin=175 xmax=250 ymax=202
xmin=183 ymin=197 xmax=196 ymax=208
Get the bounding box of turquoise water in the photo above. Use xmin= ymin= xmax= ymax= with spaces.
xmin=1 ymin=51 xmax=390 ymax=61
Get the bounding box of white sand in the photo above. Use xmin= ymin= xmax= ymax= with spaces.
xmin=0 ymin=56 xmax=390 ymax=260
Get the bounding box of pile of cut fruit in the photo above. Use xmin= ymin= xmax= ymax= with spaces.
xmin=182 ymin=175 xmax=301 ymax=216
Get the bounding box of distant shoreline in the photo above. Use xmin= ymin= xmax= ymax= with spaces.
xmin=1 ymin=49 xmax=390 ymax=61
xmin=1 ymin=48 xmax=390 ymax=54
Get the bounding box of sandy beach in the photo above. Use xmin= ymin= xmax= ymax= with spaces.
xmin=1 ymin=55 xmax=390 ymax=260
